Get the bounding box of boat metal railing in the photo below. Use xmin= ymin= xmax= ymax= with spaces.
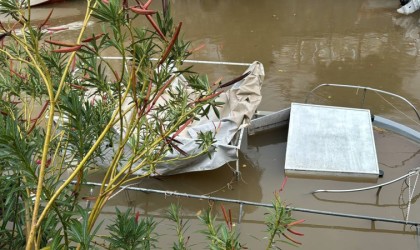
xmin=78 ymin=181 xmax=420 ymax=228
xmin=312 ymin=167 xmax=420 ymax=224
xmin=305 ymin=84 xmax=420 ymax=224
xmin=313 ymin=167 xmax=420 ymax=194
xmin=100 ymin=56 xmax=253 ymax=67
xmin=305 ymin=83 xmax=420 ymax=122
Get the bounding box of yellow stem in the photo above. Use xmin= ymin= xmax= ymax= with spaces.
xmin=24 ymin=38 xmax=56 ymax=250
xmin=26 ymin=102 xmax=55 ymax=250
xmin=54 ymin=0 xmax=97 ymax=102
xmin=33 ymin=66 xmax=132 ymax=230
xmin=26 ymin=2 xmax=96 ymax=248
xmin=0 ymin=48 xmax=32 ymax=65
xmin=35 ymin=102 xmax=120 ymax=229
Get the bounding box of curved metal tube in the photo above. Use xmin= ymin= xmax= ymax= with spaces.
xmin=313 ymin=168 xmax=420 ymax=193
xmin=305 ymin=83 xmax=420 ymax=121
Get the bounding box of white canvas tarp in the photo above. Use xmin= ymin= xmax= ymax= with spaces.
xmin=81 ymin=61 xmax=264 ymax=175
xmin=147 ymin=61 xmax=265 ymax=175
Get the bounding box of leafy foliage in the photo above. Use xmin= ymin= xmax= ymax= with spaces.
xmin=0 ymin=0 xmax=224 ymax=248
xmin=167 ymin=204 xmax=190 ymax=250
xmin=198 ymin=208 xmax=243 ymax=250
xmin=0 ymin=0 xmax=300 ymax=249
xmin=265 ymin=192 xmax=304 ymax=249
xmin=105 ymin=208 xmax=157 ymax=250
xmin=67 ymin=206 xmax=103 ymax=250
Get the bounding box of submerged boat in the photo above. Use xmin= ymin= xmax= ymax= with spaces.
xmin=73 ymin=60 xmax=418 ymax=179
xmin=57 ymin=61 xmax=264 ymax=176
xmin=82 ymin=73 xmax=420 ymax=249
xmin=60 ymin=56 xmax=418 ymax=180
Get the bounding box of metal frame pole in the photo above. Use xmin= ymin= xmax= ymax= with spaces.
xmin=78 ymin=181 xmax=420 ymax=227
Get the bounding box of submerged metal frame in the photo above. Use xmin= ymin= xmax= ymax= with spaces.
xmin=305 ymin=83 xmax=420 ymax=122
xmin=244 ymin=87 xmax=420 ymax=229
xmin=79 ymin=181 xmax=420 ymax=228
xmin=101 ymin=56 xmax=253 ymax=67
xmin=75 ymin=64 xmax=420 ymax=227
xmin=248 ymin=83 xmax=420 ymax=144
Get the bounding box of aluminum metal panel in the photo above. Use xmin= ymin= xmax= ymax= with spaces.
xmin=285 ymin=103 xmax=379 ymax=178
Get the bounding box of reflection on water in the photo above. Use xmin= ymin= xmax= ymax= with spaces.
xmin=171 ymin=0 xmax=420 ymax=120
xmin=5 ymin=0 xmax=420 ymax=248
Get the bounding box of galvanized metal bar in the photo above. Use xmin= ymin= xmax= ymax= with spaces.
xmin=305 ymin=83 xmax=420 ymax=121
xmin=373 ymin=116 xmax=420 ymax=144
xmin=79 ymin=181 xmax=420 ymax=226
xmin=248 ymin=108 xmax=290 ymax=135
xmin=100 ymin=56 xmax=252 ymax=67
xmin=290 ymin=207 xmax=419 ymax=226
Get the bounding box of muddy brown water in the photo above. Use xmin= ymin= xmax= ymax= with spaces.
xmin=7 ymin=0 xmax=420 ymax=249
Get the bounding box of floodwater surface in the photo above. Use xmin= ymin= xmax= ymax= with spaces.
xmin=14 ymin=0 xmax=420 ymax=249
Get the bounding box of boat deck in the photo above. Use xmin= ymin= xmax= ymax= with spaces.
xmin=285 ymin=103 xmax=379 ymax=179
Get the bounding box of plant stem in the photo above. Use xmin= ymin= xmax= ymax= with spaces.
xmin=35 ymin=103 xmax=120 ymax=228
xmin=54 ymin=0 xmax=97 ymax=102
